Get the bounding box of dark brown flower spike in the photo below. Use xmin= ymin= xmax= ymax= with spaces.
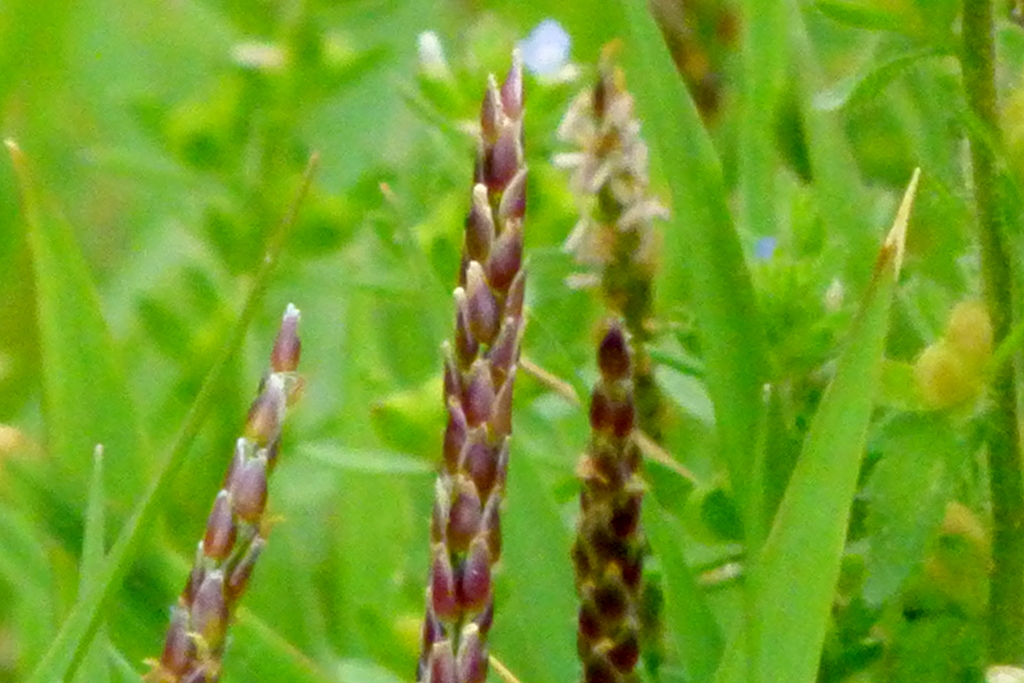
xmin=574 ymin=322 xmax=645 ymax=683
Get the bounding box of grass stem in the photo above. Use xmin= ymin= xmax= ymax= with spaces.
xmin=961 ymin=0 xmax=1024 ymax=664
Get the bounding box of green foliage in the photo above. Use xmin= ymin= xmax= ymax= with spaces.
xmin=1 ymin=1 xmax=1022 ymax=683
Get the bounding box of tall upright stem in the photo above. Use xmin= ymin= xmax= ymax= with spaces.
xmin=961 ymin=0 xmax=1024 ymax=664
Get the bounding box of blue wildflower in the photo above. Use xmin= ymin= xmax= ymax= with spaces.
xmin=517 ymin=19 xmax=570 ymax=77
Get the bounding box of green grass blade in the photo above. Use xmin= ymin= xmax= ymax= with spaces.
xmin=644 ymin=504 xmax=723 ymax=683
xmin=737 ymin=0 xmax=788 ymax=237
xmin=75 ymin=445 xmax=109 ymax=683
xmin=230 ymin=608 xmax=338 ymax=683
xmin=6 ymin=140 xmax=145 ymax=512
xmin=0 ymin=506 xmax=56 ymax=674
xmin=21 ymin=151 xmax=319 ymax=683
xmin=788 ymin=3 xmax=876 ymax=290
xmin=715 ymin=169 xmax=919 ymax=683
xmin=617 ymin=0 xmax=769 ymax=541
xmin=106 ymin=643 xmax=143 ymax=683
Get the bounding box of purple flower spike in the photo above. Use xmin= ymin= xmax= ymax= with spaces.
xmin=150 ymin=304 xmax=302 ymax=683
xmin=270 ymin=303 xmax=301 ymax=373
xmin=202 ymin=491 xmax=237 ymax=561
xmin=417 ymin=52 xmax=526 ymax=683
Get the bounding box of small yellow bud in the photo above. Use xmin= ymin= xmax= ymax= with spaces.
xmin=944 ymin=300 xmax=993 ymax=371
xmin=914 ymin=341 xmax=981 ymax=409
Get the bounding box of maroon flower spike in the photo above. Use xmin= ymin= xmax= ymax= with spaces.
xmin=148 ymin=304 xmax=303 ymax=683
xmin=456 ymin=624 xmax=488 ymax=683
xmin=573 ymin=322 xmax=645 ymax=683
xmin=418 ymin=53 xmax=526 ymax=683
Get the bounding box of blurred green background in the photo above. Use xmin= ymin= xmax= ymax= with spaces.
xmin=2 ymin=0 xmax=1021 ymax=682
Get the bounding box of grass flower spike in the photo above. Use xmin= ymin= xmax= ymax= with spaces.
xmin=147 ymin=304 xmax=303 ymax=683
xmin=417 ymin=54 xmax=526 ymax=683
xmin=556 ymin=48 xmax=667 ymax=440
xmin=573 ymin=323 xmax=644 ymax=683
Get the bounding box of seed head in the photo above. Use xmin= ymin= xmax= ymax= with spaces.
xmin=573 ymin=324 xmax=645 ymax=683
xmin=418 ymin=54 xmax=525 ymax=683
xmin=149 ymin=305 xmax=302 ymax=683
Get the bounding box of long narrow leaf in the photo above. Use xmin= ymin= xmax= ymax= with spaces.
xmin=787 ymin=2 xmax=876 ymax=290
xmin=492 ymin=452 xmax=577 ymax=683
xmin=737 ymin=0 xmax=788 ymax=237
xmin=644 ymin=504 xmax=723 ymax=683
xmin=75 ymin=445 xmax=109 ymax=683
xmin=715 ymin=169 xmax=919 ymax=683
xmin=6 ymin=141 xmax=145 ymax=512
xmin=617 ymin=0 xmax=769 ymax=541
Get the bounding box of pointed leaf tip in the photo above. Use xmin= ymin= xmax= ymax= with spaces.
xmin=883 ymin=167 xmax=920 ymax=278
xmin=6 ymin=139 xmax=28 ymax=183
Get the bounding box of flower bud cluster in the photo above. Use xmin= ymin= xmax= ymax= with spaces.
xmin=148 ymin=304 xmax=302 ymax=683
xmin=914 ymin=300 xmax=993 ymax=410
xmin=418 ymin=55 xmax=526 ymax=683
xmin=573 ymin=323 xmax=645 ymax=683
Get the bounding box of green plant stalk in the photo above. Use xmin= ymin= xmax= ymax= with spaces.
xmin=961 ymin=0 xmax=1024 ymax=664
xmin=24 ymin=154 xmax=319 ymax=683
xmin=990 ymin=314 xmax=1024 ymax=375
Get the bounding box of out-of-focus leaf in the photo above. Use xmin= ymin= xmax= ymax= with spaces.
xmin=790 ymin=9 xmax=876 ymax=291
xmin=369 ymin=377 xmax=446 ymax=461
xmin=878 ymin=358 xmax=923 ymax=410
xmin=330 ymin=472 xmax=420 ymax=658
xmin=336 ymin=659 xmax=408 ymax=683
xmin=814 ymin=0 xmax=915 ymax=33
xmin=492 ymin=451 xmax=577 ymax=683
xmin=299 ymin=442 xmax=433 ymax=475
xmin=7 ymin=140 xmax=146 ymax=511
xmin=226 ymin=608 xmax=336 ymax=683
xmin=814 ymin=47 xmax=949 ymax=114
xmin=106 ymin=643 xmax=142 ymax=683
xmin=715 ymin=169 xmax=919 ymax=683
xmin=737 ymin=0 xmax=787 ymax=237
xmin=0 ymin=506 xmax=56 ymax=674
xmin=645 ymin=503 xmax=723 ymax=683
xmin=862 ymin=413 xmax=958 ymax=605
xmin=682 ymin=482 xmax=744 ymax=545
xmin=882 ymin=612 xmax=985 ymax=682
xmin=656 ymin=365 xmax=715 ymax=426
